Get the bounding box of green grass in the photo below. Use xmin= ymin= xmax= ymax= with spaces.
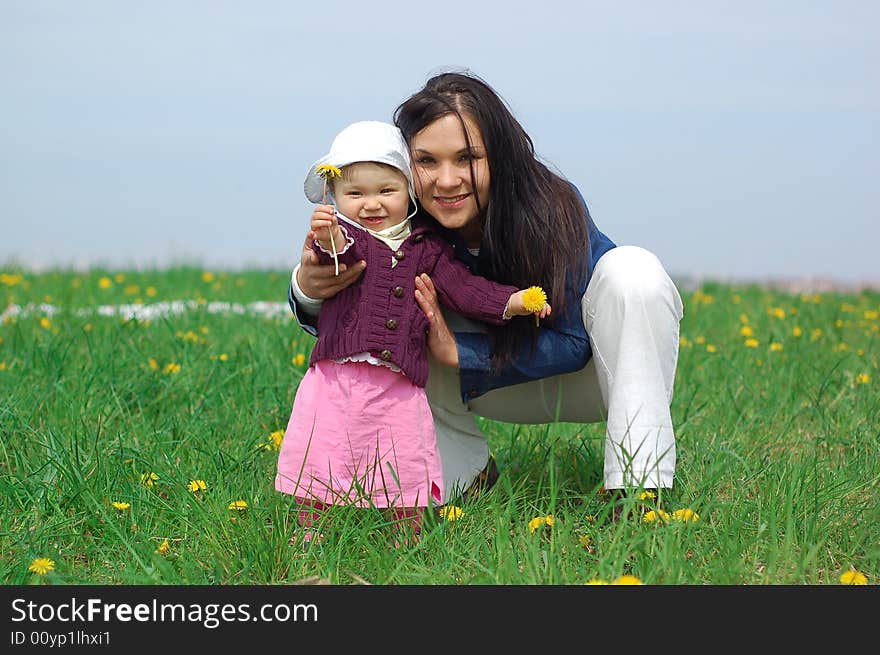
xmin=1 ymin=268 xmax=877 ymax=585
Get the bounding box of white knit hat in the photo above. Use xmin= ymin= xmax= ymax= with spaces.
xmin=303 ymin=121 xmax=417 ymax=208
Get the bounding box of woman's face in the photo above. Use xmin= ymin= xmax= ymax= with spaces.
xmin=409 ymin=113 xmax=490 ymax=247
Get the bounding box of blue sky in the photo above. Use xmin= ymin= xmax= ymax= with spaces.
xmin=2 ymin=1 xmax=878 ymax=284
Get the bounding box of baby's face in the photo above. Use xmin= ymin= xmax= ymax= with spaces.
xmin=333 ymin=162 xmax=410 ymax=232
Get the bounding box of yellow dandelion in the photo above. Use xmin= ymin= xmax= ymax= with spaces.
xmin=706 ymin=344 xmax=717 ymax=353
xmin=839 ymin=569 xmax=868 ymax=585
xmin=521 ymin=286 xmax=548 ymax=313
xmin=186 ymin=479 xmax=207 ymax=493
xmin=0 ymin=362 xmax=7 ymax=371
xmin=292 ymin=353 xmax=306 ymax=366
xmin=612 ymin=575 xmax=644 ymax=585
xmin=40 ymin=317 xmax=51 ymax=329
xmin=112 ymin=501 xmax=131 ymax=511
xmin=855 ymin=373 xmax=870 ymax=385
xmin=439 ymin=505 xmax=464 ymax=521
xmin=744 ymin=338 xmax=759 ymax=348
xmin=792 ymin=326 xmax=803 ymax=337
xmin=148 ymin=358 xmax=159 ymax=371
xmin=740 ymin=325 xmax=755 ymax=337
xmin=228 ymin=500 xmax=248 ymax=511
xmin=146 ymin=286 xmax=157 ymax=297
xmin=679 ymin=336 xmax=692 ymax=348
xmin=98 ymin=277 xmax=112 ymax=289
xmin=769 ymin=343 xmax=783 ymax=352
xmin=140 ymin=471 xmax=158 ymax=487
xmin=114 ymin=273 xmax=125 ymax=283
xmin=0 ymin=273 xmax=24 ymax=286
xmin=642 ymin=509 xmax=670 ymax=524
xmin=316 ymin=164 xmax=342 ymax=180
xmin=768 ymin=307 xmax=786 ymax=319
xmin=584 ymin=579 xmax=609 ymax=585
xmin=219 ymin=353 xmax=228 ymax=361
xmin=638 ymin=490 xmax=656 ymax=501
xmin=201 ymin=271 xmax=215 ymax=283
xmin=670 ymin=508 xmax=700 ymax=523
xmin=156 ymin=539 xmax=171 ymax=556
xmin=528 ymin=514 xmax=554 ymax=533
xmin=261 ymin=430 xmax=284 ymax=451
xmin=578 ymin=534 xmax=592 ymax=549
xmin=28 ymin=557 xmax=56 ymax=575
xmin=164 ymin=362 xmax=181 ymax=374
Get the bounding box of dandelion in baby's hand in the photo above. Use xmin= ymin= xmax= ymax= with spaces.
xmin=316 ymin=164 xmax=343 ymax=275
xmin=316 ymin=164 xmax=342 ymax=186
xmin=522 ymin=286 xmax=547 ymax=312
xmin=28 ymin=558 xmax=55 ymax=576
xmin=522 ymin=286 xmax=547 ymax=326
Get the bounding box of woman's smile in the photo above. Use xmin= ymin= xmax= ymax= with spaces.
xmin=434 ymin=193 xmax=470 ymax=208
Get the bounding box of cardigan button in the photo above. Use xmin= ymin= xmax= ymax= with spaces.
xmin=379 ymin=350 xmax=393 ymax=361
xmin=394 ymin=249 xmax=405 ymax=260
xmin=386 ymin=319 xmax=398 ymax=330
xmin=393 ymin=286 xmax=404 ymax=298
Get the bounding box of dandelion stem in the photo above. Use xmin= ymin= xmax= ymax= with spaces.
xmin=321 ymin=180 xmax=339 ymax=276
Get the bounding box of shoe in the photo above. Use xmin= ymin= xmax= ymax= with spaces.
xmin=461 ymin=456 xmax=500 ymax=503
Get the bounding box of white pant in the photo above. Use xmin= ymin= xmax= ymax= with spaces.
xmin=425 ymin=245 xmax=684 ymax=497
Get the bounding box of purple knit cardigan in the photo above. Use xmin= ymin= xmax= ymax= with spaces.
xmin=310 ymin=217 xmax=517 ymax=387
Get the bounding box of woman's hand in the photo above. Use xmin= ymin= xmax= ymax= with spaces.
xmin=296 ymin=208 xmax=366 ymax=300
xmin=415 ymin=273 xmax=459 ymax=368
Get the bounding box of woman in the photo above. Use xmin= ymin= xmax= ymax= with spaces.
xmin=288 ymin=71 xmax=684 ymax=505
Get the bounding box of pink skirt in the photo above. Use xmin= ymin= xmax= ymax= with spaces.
xmin=275 ymin=359 xmax=443 ymax=509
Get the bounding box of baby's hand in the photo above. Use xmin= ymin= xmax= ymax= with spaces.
xmin=506 ymin=288 xmax=552 ymax=320
xmin=310 ymin=205 xmax=342 ymax=251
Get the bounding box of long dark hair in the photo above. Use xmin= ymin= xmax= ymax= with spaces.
xmin=394 ymin=70 xmax=590 ymax=365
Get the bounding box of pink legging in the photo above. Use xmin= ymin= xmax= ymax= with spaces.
xmin=295 ymin=498 xmax=424 ymax=539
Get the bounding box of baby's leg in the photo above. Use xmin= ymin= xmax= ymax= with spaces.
xmin=388 ymin=506 xmax=423 ymax=547
xmin=293 ymin=497 xmax=328 ymax=545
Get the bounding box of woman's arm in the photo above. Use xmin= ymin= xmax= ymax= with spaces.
xmin=415 ymin=272 xmax=590 ymax=403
